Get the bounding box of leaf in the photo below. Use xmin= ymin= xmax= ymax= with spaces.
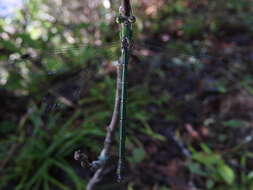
xmin=217 ymin=84 xmax=227 ymax=93
xmin=5 ymin=72 xmax=23 ymax=90
xmin=17 ymin=33 xmax=40 ymax=48
xmin=206 ymin=179 xmax=215 ymax=189
xmin=192 ymin=152 xmax=221 ymax=166
xmin=223 ymin=120 xmax=245 ymax=128
xmin=131 ymin=148 xmax=146 ymax=164
xmin=25 ymin=160 xmax=49 ymax=189
xmin=159 ymin=186 xmax=171 ymax=190
xmin=200 ymin=143 xmax=212 ymax=154
xmin=0 ymin=121 xmax=16 ymax=134
xmin=137 ymin=115 xmax=166 ymax=141
xmin=44 ymin=57 xmax=63 ymax=71
xmin=127 ymin=183 xmax=134 ymax=190
xmin=45 ymin=175 xmax=72 ymax=190
xmin=247 ymin=171 xmax=253 ymax=179
xmin=218 ymin=164 xmax=235 ymax=185
xmin=188 ymin=162 xmax=206 ymax=176
xmin=0 ymin=40 xmax=19 ymax=52
xmin=182 ymin=17 xmax=204 ymax=37
xmin=52 ymin=159 xmax=85 ymax=190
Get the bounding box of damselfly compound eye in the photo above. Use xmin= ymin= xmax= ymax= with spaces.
xmin=128 ymin=16 xmax=136 ymax=23
xmin=116 ymin=15 xmax=126 ymax=24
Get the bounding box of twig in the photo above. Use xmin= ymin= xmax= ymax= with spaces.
xmin=86 ymin=64 xmax=122 ymax=190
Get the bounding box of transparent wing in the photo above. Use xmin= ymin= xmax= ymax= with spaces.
xmin=19 ymin=40 xmax=225 ymax=112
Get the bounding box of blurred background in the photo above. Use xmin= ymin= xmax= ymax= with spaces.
xmin=1 ymin=0 xmax=253 ymax=189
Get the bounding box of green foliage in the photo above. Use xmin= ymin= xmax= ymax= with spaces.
xmin=130 ymin=148 xmax=146 ymax=164
xmin=182 ymin=16 xmax=204 ymax=38
xmin=223 ymin=120 xmax=246 ymax=128
xmin=188 ymin=144 xmax=253 ymax=189
xmin=0 ymin=103 xmax=107 ymax=189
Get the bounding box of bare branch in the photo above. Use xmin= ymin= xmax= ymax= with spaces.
xmin=86 ymin=64 xmax=122 ymax=190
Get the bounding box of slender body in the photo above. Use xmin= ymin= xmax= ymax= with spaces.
xmin=117 ymin=0 xmax=135 ymax=182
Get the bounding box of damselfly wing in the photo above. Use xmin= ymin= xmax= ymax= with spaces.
xmin=36 ymin=42 xmax=121 ymax=111
xmin=18 ymin=40 xmax=227 ymax=112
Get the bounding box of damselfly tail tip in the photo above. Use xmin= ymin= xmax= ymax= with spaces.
xmin=117 ymin=160 xmax=125 ymax=183
xmin=117 ymin=174 xmax=124 ymax=183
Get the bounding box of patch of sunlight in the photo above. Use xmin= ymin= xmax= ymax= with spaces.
xmin=0 ymin=66 xmax=9 ymax=85
xmin=27 ymin=21 xmax=43 ymax=40
xmin=0 ymin=0 xmax=23 ymax=18
xmin=103 ymin=0 xmax=110 ymax=9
